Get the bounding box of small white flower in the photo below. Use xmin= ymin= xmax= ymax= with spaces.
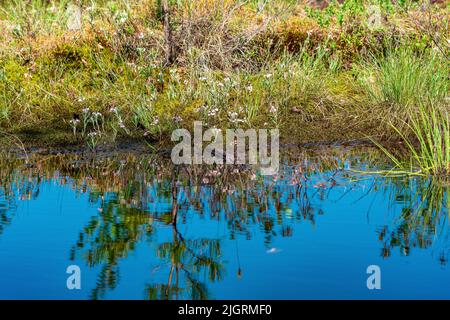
xmin=82 ymin=107 xmax=90 ymax=113
xmin=265 ymin=73 xmax=272 ymax=79
xmin=118 ymin=121 xmax=126 ymax=129
xmin=269 ymin=105 xmax=277 ymax=114
xmin=208 ymin=107 xmax=219 ymax=117
xmin=228 ymin=111 xmax=238 ymax=120
xmin=246 ymin=85 xmax=253 ymax=92
xmin=116 ymin=11 xmax=128 ymax=24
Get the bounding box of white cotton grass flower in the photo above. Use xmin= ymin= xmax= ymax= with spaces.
xmin=208 ymin=107 xmax=219 ymax=117
xmin=196 ymin=105 xmax=207 ymax=113
xmin=269 ymin=105 xmax=277 ymax=113
xmin=228 ymin=111 xmax=238 ymax=120
xmin=116 ymin=11 xmax=128 ymax=24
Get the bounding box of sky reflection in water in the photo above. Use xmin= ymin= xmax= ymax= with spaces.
xmin=0 ymin=148 xmax=448 ymax=299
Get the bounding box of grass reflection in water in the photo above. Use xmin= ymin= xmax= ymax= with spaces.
xmin=0 ymin=147 xmax=448 ymax=299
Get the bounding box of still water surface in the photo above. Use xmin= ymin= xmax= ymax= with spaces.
xmin=0 ymin=147 xmax=448 ymax=299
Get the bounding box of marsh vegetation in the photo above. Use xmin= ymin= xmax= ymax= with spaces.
xmin=0 ymin=0 xmax=448 ymax=175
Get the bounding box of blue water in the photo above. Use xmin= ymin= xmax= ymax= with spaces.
xmin=0 ymin=153 xmax=448 ymax=299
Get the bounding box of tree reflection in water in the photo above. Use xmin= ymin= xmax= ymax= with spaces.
xmin=0 ymin=148 xmax=448 ymax=299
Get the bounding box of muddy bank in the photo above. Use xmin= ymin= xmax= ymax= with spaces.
xmin=0 ymin=130 xmax=378 ymax=159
